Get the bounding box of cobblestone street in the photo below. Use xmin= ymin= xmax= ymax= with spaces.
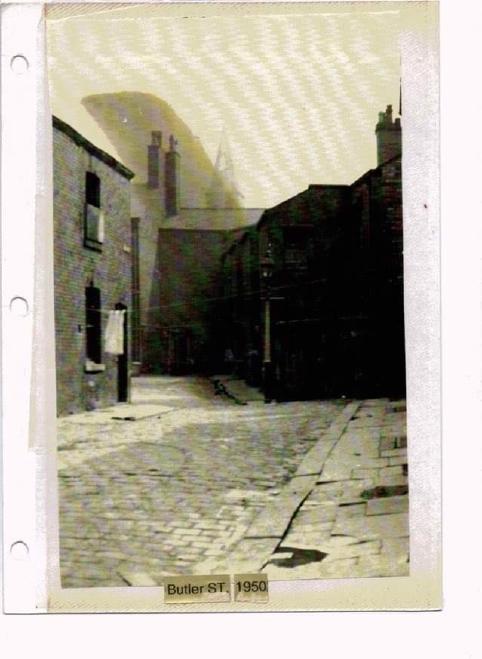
xmin=57 ymin=376 xmax=343 ymax=587
xmin=195 ymin=396 xmax=409 ymax=580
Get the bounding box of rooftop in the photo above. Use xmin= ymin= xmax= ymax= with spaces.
xmin=130 ymin=188 xmax=264 ymax=231
xmin=53 ymin=115 xmax=135 ymax=180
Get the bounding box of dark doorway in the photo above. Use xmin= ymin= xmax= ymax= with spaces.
xmin=116 ymin=303 xmax=128 ymax=402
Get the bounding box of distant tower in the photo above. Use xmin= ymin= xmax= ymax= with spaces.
xmin=206 ymin=129 xmax=243 ymax=208
xmin=375 ymin=104 xmax=402 ymax=166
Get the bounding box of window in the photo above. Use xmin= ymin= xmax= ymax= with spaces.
xmin=85 ymin=285 xmax=102 ymax=365
xmin=284 ymin=228 xmax=310 ymax=269
xmin=84 ymin=172 xmax=104 ymax=250
xmin=86 ymin=171 xmax=100 ymax=207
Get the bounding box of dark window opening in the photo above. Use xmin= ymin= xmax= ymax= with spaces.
xmin=284 ymin=228 xmax=311 ymax=269
xmin=86 ymin=172 xmax=100 ymax=208
xmin=86 ymin=285 xmax=102 ymax=364
xmin=84 ymin=172 xmax=103 ymax=249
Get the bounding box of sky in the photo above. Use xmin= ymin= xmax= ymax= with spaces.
xmin=47 ymin=2 xmax=401 ymax=208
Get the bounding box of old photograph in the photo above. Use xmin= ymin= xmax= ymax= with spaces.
xmin=47 ymin=1 xmax=413 ymax=592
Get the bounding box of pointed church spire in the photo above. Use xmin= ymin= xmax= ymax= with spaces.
xmin=206 ymin=127 xmax=243 ymax=208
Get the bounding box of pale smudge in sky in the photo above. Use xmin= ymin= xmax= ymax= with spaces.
xmin=47 ymin=3 xmax=401 ymax=208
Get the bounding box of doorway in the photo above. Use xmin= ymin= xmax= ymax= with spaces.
xmin=115 ymin=303 xmax=128 ymax=402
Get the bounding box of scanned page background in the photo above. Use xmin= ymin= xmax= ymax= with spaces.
xmin=3 ymin=0 xmax=443 ymax=620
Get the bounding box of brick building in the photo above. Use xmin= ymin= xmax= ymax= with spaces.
xmin=221 ymin=226 xmax=260 ymax=383
xmin=221 ymin=105 xmax=404 ymax=400
xmin=53 ymin=116 xmax=134 ymax=415
xmin=131 ymin=130 xmax=263 ymax=374
xmin=155 ymin=215 xmax=262 ymax=375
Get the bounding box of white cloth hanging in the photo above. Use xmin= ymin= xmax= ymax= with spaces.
xmin=105 ymin=310 xmax=125 ymax=355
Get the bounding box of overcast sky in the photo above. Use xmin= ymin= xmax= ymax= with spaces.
xmin=47 ymin=3 xmax=401 ymax=208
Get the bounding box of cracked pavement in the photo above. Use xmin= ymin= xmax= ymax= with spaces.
xmin=57 ymin=376 xmax=343 ymax=587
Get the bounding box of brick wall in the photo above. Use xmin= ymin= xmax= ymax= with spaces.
xmin=221 ymin=161 xmax=405 ymax=399
xmin=156 ymin=228 xmax=231 ymax=373
xmin=53 ymin=125 xmax=132 ymax=415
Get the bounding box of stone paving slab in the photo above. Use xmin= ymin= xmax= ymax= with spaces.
xmin=351 ymin=467 xmax=380 ymax=480
xmin=339 ymin=438 xmax=381 ymax=457
xmin=198 ymin=401 xmax=361 ymax=574
xmin=336 ymin=501 xmax=368 ymax=519
xmin=382 ymin=537 xmax=410 ymax=557
xmin=294 ymin=438 xmax=340 ymax=477
xmin=331 ymin=512 xmax=408 ymax=540
xmin=321 ymin=539 xmax=382 ymax=561
xmin=388 ymin=456 xmax=408 ymax=467
xmin=381 ymin=448 xmax=408 ymax=458
xmin=244 ymin=493 xmax=305 ymax=538
xmin=380 ymin=434 xmax=404 ymax=448
xmin=312 ymin=479 xmax=374 ymax=499
xmin=291 ymin=506 xmax=332 ymax=528
xmin=316 ymin=558 xmax=362 ymax=579
xmin=284 ymin=474 xmax=319 ymax=497
xmin=278 ymin=525 xmax=334 ymax=548
xmin=261 ymin=399 xmax=409 ymax=579
xmin=292 ymin=502 xmax=338 ymax=525
xmin=243 ymin=401 xmax=361 ymax=544
xmin=366 ymin=495 xmax=409 ymax=516
xmin=349 ymin=420 xmax=403 ymax=433
xmin=353 ymin=553 xmax=409 ymax=578
xmin=378 ymin=474 xmax=408 ymax=487
xmin=265 ymin=556 xmax=370 ymax=580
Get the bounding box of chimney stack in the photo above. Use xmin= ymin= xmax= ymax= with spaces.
xmin=375 ymin=105 xmax=401 ymax=166
xmin=147 ymin=131 xmax=162 ymax=188
xmin=165 ymin=134 xmax=181 ymax=217
xmin=386 ymin=104 xmax=393 ymax=124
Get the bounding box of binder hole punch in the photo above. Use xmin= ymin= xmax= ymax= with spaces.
xmin=10 ymin=54 xmax=29 ymax=74
xmin=10 ymin=541 xmax=29 ymax=561
xmin=9 ymin=296 xmax=29 ymax=317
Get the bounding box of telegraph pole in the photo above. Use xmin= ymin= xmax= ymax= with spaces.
xmin=260 ymin=244 xmax=274 ymax=403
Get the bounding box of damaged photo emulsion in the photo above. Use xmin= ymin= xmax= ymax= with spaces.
xmin=48 ymin=3 xmax=409 ymax=589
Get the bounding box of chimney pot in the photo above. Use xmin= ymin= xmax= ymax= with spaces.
xmin=151 ymin=130 xmax=162 ymax=147
xmin=169 ymin=134 xmax=178 ymax=152
xmin=376 ymin=105 xmax=401 ymax=166
xmin=165 ymin=135 xmax=181 ymax=216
